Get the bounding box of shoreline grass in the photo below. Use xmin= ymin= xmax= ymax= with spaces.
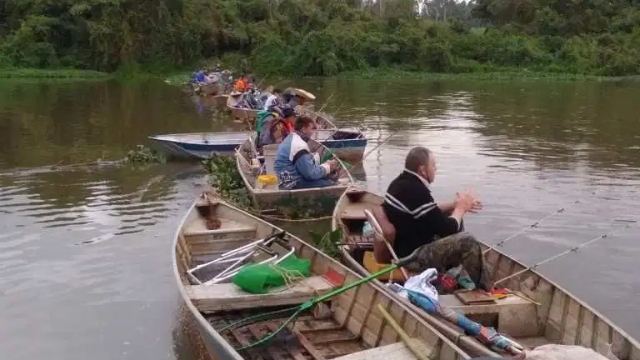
xmin=0 ymin=68 xmax=110 ymax=79
xmin=333 ymin=67 xmax=627 ymax=83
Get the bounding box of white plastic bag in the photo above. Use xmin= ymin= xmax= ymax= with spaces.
xmin=362 ymin=221 xmax=375 ymax=241
xmin=388 ymin=268 xmax=439 ymax=302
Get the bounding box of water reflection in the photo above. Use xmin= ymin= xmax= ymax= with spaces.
xmin=0 ymin=80 xmax=245 ymax=169
xmin=308 ymin=78 xmax=640 ymax=173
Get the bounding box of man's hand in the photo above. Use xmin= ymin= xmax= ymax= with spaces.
xmin=321 ymin=159 xmax=337 ymax=175
xmin=328 ymin=159 xmax=341 ymax=171
xmin=469 ymin=198 xmax=483 ymax=213
xmin=454 ymin=191 xmax=476 ymax=213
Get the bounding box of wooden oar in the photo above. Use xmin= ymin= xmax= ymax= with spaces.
xmin=494 ymin=222 xmax=635 ymax=286
xmin=378 ymin=304 xmax=431 ymax=360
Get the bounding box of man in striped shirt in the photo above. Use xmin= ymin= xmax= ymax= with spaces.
xmin=381 ymin=146 xmax=493 ymax=291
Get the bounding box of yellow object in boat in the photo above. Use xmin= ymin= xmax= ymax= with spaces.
xmin=257 ymin=174 xmax=277 ymax=185
xmin=363 ymin=251 xmax=405 ymax=282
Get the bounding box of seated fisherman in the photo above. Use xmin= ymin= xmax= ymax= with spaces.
xmin=282 ymin=88 xmax=309 ymax=112
xmin=234 ymin=74 xmax=248 ymax=92
xmin=274 ymin=116 xmax=339 ymax=190
xmin=379 ymin=146 xmax=493 ymax=291
xmin=256 ymin=106 xmax=296 ymax=148
xmin=191 ymin=69 xmax=206 ymax=84
xmin=263 ymin=88 xmax=283 ymax=110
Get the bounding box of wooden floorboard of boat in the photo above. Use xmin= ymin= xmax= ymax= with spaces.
xmin=206 ymin=307 xmax=369 ymax=360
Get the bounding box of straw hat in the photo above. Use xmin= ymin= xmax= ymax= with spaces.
xmin=294 ymin=88 xmax=316 ymax=100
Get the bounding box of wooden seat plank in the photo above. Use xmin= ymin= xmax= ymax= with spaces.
xmin=183 ymin=217 xmax=256 ymax=236
xmin=187 ymin=276 xmax=335 ymax=313
xmin=340 ymin=203 xmax=371 ymax=220
xmin=332 ymin=340 xmax=432 ymax=360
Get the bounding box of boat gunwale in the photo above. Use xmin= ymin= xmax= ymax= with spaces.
xmin=172 ymin=196 xmax=473 ymax=360
xmin=331 ymin=187 xmax=640 ymax=357
xmin=171 ymin=200 xmax=244 ymax=360
xmin=149 ymin=132 xmax=252 ymax=145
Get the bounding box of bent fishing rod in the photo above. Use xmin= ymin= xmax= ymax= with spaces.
xmin=493 ymin=221 xmax=635 ymax=287
xmin=482 ymin=201 xmax=580 ymax=255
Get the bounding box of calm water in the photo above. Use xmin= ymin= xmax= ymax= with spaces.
xmin=1 ymin=78 xmax=640 ymax=360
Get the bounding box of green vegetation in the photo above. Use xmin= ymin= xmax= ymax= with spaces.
xmin=125 ymin=145 xmax=166 ymax=165
xmin=0 ymin=68 xmax=109 ymax=79
xmin=1 ymin=0 xmax=639 ymax=78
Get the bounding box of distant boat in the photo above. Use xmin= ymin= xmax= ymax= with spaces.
xmin=150 ymin=129 xmax=367 ymax=161
xmin=149 ymin=132 xmax=252 ymax=160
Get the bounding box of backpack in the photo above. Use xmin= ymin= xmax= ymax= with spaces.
xmin=255 ymin=110 xmax=275 ymax=134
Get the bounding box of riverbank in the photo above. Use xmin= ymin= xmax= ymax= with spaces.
xmin=0 ymin=68 xmax=110 ymax=79
xmin=5 ymin=65 xmax=640 ymax=84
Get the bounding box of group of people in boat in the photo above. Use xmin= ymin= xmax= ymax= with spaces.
xmin=190 ymin=64 xmax=232 ymax=86
xmin=251 ymin=89 xmax=340 ymax=190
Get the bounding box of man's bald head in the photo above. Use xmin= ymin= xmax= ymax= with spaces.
xmin=405 ymin=147 xmax=431 ymax=172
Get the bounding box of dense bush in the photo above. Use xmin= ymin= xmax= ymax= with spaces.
xmin=0 ymin=0 xmax=638 ymax=76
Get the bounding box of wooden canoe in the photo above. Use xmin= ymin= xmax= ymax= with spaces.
xmin=172 ymin=192 xmax=472 ymax=360
xmin=227 ymin=92 xmax=330 ymax=128
xmin=235 ymin=137 xmax=354 ymax=212
xmin=227 ymin=93 xmax=260 ymax=123
xmin=331 ymin=188 xmax=640 ymax=360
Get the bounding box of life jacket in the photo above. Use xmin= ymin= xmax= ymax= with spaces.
xmin=234 ymin=79 xmax=247 ymax=92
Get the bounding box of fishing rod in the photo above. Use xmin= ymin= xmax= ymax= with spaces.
xmin=493 ymin=221 xmax=635 ymax=287
xmin=483 ymin=201 xmax=579 ymax=255
xmin=345 ymin=131 xmax=396 ymax=174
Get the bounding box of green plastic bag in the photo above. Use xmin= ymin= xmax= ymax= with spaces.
xmin=320 ymin=150 xmax=351 ymax=169
xmin=232 ymin=255 xmax=311 ymax=294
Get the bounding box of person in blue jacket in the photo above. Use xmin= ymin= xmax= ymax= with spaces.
xmin=191 ymin=70 xmax=206 ymax=84
xmin=274 ymin=116 xmax=339 ymax=190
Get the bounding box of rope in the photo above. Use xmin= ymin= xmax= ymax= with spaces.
xmin=267 ymin=264 xmax=307 ymax=293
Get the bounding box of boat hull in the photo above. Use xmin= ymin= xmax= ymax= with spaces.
xmin=149 ymin=129 xmax=367 ymax=161
xmin=319 ymin=134 xmax=367 ymax=160
xmin=149 ymin=132 xmax=251 ymax=160
xmin=331 ymin=188 xmax=640 ymax=359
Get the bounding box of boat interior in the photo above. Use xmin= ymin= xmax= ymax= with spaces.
xmin=334 ymin=188 xmax=639 ymax=360
xmin=175 ymin=193 xmax=469 ymax=360
xmin=236 ymin=140 xmax=351 ymax=193
xmin=313 ymin=129 xmax=365 ymax=142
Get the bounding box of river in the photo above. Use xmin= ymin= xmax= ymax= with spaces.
xmin=0 ymin=77 xmax=639 ymax=360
